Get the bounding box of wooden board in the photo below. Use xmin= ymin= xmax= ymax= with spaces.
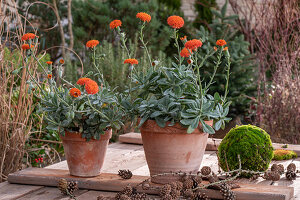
xmin=0 ymin=182 xmax=43 ymax=200
xmin=7 ymin=168 xmax=294 ymax=200
xmin=119 ymin=132 xmax=300 ymax=155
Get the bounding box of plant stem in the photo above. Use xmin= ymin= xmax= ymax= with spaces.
xmin=205 ymin=49 xmax=221 ymax=91
xmin=92 ymin=47 xmax=104 ymax=82
xmin=173 ymin=29 xmax=182 ymax=67
xmin=139 ymin=22 xmax=152 ymax=67
xmin=223 ymin=50 xmax=231 ymax=102
xmin=118 ymin=27 xmax=131 ymax=58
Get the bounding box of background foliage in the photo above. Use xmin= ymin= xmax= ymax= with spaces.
xmin=195 ymin=1 xmax=257 ymax=120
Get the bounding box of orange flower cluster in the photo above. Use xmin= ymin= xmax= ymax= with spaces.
xmin=59 ymin=59 xmax=65 ymax=64
xmin=46 ymin=61 xmax=53 ymax=65
xmin=76 ymin=78 xmax=99 ymax=94
xmin=21 ymin=33 xmax=36 ymax=41
xmin=180 ymin=36 xmax=187 ymax=41
xmin=85 ymin=79 xmax=99 ymax=94
xmin=77 ymin=77 xmax=91 ymax=86
xmin=47 ymin=74 xmax=52 ymax=79
xmin=180 ymin=48 xmax=191 ymax=58
xmin=185 ymin=39 xmax=202 ymax=50
xmin=69 ymin=88 xmax=81 ymax=98
xmin=124 ymin=59 xmax=138 ymax=65
xmin=167 ymin=16 xmax=184 ymax=29
xmin=21 ymin=44 xmax=34 ymax=50
xmin=110 ymin=20 xmax=122 ymax=29
xmin=86 ymin=40 xmax=99 ymax=48
xmin=136 ymin=12 xmax=151 ymax=23
xmin=216 ymin=39 xmax=227 ymax=46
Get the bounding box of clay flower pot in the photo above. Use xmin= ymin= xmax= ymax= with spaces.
xmin=140 ymin=119 xmax=213 ymax=184
xmin=60 ymin=129 xmax=112 ymax=177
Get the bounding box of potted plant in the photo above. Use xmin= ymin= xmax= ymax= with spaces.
xmin=22 ymin=34 xmax=124 ymax=177
xmin=112 ymin=13 xmax=231 ymax=183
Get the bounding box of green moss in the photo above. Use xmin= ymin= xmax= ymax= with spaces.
xmin=218 ymin=125 xmax=274 ymax=173
xmin=273 ymin=149 xmax=297 ymax=161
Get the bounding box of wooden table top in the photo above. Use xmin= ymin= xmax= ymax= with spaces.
xmin=1 ymin=141 xmax=299 ymax=200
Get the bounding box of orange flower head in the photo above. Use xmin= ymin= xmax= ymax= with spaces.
xmin=213 ymin=46 xmax=218 ymax=51
xmin=21 ymin=33 xmax=37 ymax=41
xmin=184 ymin=39 xmax=202 ymax=50
xmin=180 ymin=48 xmax=191 ymax=58
xmin=47 ymin=74 xmax=52 ymax=79
xmin=223 ymin=47 xmax=228 ymax=51
xmin=69 ymin=88 xmax=81 ymax=98
xmin=109 ymin=20 xmax=122 ymax=29
xmin=77 ymin=77 xmax=92 ymax=86
xmin=86 ymin=40 xmax=99 ymax=48
xmin=59 ymin=59 xmax=65 ymax=64
xmin=187 ymin=59 xmax=193 ymax=64
xmin=216 ymin=39 xmax=227 ymax=46
xmin=21 ymin=44 xmax=33 ymax=50
xmin=46 ymin=61 xmax=53 ymax=65
xmin=136 ymin=12 xmax=151 ymax=23
xmin=85 ymin=79 xmax=99 ymax=94
xmin=124 ymin=59 xmax=138 ymax=65
xmin=167 ymin=16 xmax=184 ymax=29
xmin=180 ymin=36 xmax=187 ymax=41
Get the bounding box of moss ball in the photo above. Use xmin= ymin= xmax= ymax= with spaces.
xmin=218 ymin=125 xmax=274 ymax=172
xmin=273 ymin=149 xmax=297 ymax=160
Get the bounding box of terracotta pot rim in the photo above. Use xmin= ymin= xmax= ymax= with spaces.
xmin=61 ymin=129 xmax=112 ymax=142
xmin=139 ymin=119 xmax=213 ymax=135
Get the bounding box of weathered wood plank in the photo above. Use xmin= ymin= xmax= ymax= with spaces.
xmin=7 ymin=168 xmax=294 ymax=200
xmin=0 ymin=183 xmax=43 ymax=200
xmin=119 ymin=132 xmax=143 ymax=144
xmin=75 ymin=191 xmax=116 ymax=200
xmin=119 ymin=133 xmax=300 ymax=156
xmin=16 ymin=187 xmax=88 ymax=200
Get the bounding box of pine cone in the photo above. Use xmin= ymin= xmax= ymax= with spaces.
xmin=122 ymin=185 xmax=133 ymax=196
xmin=193 ymin=176 xmax=202 ymax=185
xmin=220 ymin=183 xmax=236 ymax=200
xmin=159 ymin=184 xmax=171 ymax=197
xmin=271 ymin=164 xmax=279 ymax=172
xmin=118 ymin=169 xmax=133 ymax=179
xmin=183 ymin=189 xmax=194 ymax=198
xmin=119 ymin=194 xmax=131 ymax=200
xmin=193 ymin=191 xmax=209 ymax=200
xmin=131 ymin=192 xmax=147 ymax=200
xmin=170 ymin=188 xmax=180 ymax=199
xmin=263 ymin=171 xmax=280 ymax=181
xmin=286 ymin=170 xmax=297 ymax=180
xmin=66 ymin=181 xmax=78 ymax=195
xmin=201 ymin=166 xmax=211 ymax=176
xmin=277 ymin=164 xmax=285 ymax=174
xmin=180 ymin=172 xmax=189 ymax=182
xmin=287 ymin=163 xmax=296 ymax=172
xmin=183 ymin=178 xmax=194 ymax=189
xmin=58 ymin=178 xmax=68 ymax=195
xmin=175 ymin=181 xmax=183 ymax=191
xmin=161 ymin=194 xmax=173 ymax=200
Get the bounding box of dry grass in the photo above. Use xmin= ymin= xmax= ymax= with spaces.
xmin=0 ymin=0 xmax=39 ymax=181
xmin=230 ymin=0 xmax=300 ymax=144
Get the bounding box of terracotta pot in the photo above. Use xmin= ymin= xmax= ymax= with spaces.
xmin=60 ymin=129 xmax=112 ymax=177
xmin=140 ymin=119 xmax=213 ymax=184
